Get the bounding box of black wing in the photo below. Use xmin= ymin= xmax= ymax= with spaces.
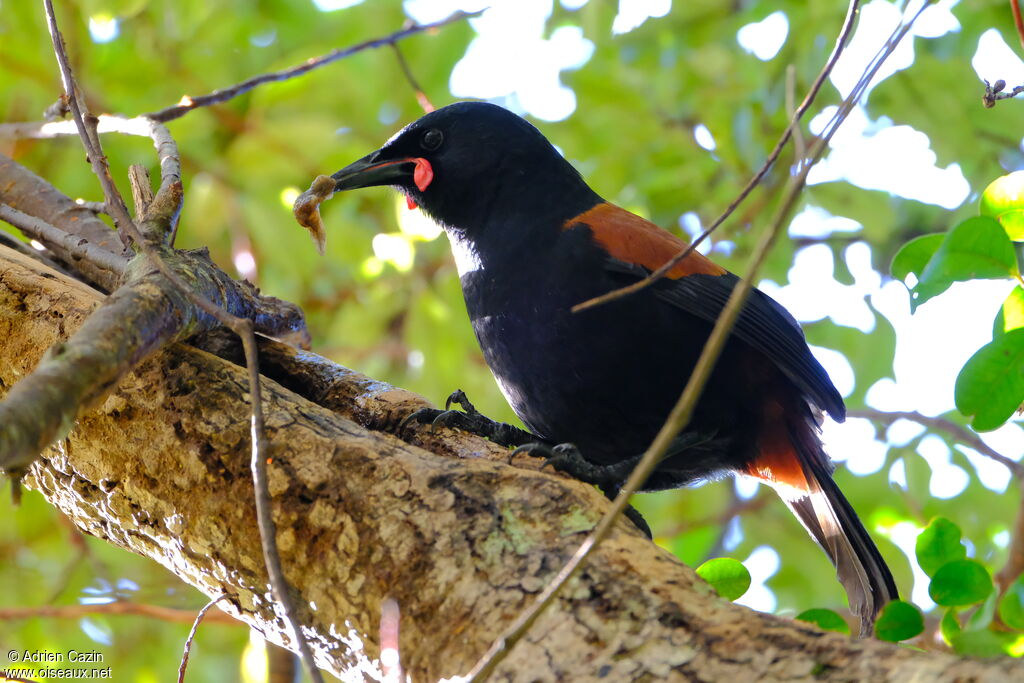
xmin=604 ymin=258 xmax=846 ymax=420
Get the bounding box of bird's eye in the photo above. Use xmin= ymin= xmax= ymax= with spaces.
xmin=420 ymin=128 xmax=443 ymax=151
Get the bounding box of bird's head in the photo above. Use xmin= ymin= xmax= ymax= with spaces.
xmin=331 ymin=101 xmax=599 ymax=236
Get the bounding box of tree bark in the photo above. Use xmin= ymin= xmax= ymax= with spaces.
xmin=2 ymin=245 xmax=1021 ymax=682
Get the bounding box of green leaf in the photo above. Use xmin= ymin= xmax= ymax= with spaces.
xmin=994 ymin=286 xmax=1024 ymax=336
xmin=954 ymin=328 xmax=1024 ymax=431
xmin=915 ymin=517 xmax=966 ymax=577
xmin=795 ymin=608 xmax=850 ymax=635
xmin=940 ymin=608 xmax=962 ymax=646
xmin=980 ymin=171 xmax=1024 ymax=240
xmin=951 ymin=630 xmax=1019 ymax=658
xmin=891 ymin=233 xmax=944 ymax=283
xmin=695 ymin=558 xmax=751 ymax=601
xmin=999 ymin=575 xmax=1024 ymax=631
xmin=966 ymin=589 xmax=999 ymax=631
xmin=911 ymin=216 xmax=1018 ymax=310
xmin=929 ymin=559 xmax=994 ymax=607
xmin=874 ymin=600 xmax=925 ymax=642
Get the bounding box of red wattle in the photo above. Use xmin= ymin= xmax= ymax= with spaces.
xmin=413 ymin=158 xmax=434 ymax=192
xmin=406 ymin=195 xmax=418 ymax=210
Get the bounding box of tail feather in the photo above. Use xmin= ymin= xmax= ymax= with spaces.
xmin=783 ymin=459 xmax=898 ymax=636
xmin=749 ymin=403 xmax=898 ymax=637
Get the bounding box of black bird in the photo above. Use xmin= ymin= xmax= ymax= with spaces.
xmin=327 ymin=101 xmax=897 ymax=634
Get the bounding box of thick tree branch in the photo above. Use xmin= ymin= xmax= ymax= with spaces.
xmin=3 ymin=245 xmax=1023 ymax=681
xmin=0 ymin=243 xmax=306 ymax=475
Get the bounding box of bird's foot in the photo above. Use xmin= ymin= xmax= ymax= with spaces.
xmin=400 ymin=389 xmax=536 ymax=448
xmin=512 ymin=441 xmax=639 ymax=488
xmin=510 ymin=442 xmax=652 ymax=538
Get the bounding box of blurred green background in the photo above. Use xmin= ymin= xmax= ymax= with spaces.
xmin=2 ymin=0 xmax=1023 ymax=679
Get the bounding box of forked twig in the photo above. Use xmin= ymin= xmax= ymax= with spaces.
xmin=177 ymin=593 xmax=230 ymax=683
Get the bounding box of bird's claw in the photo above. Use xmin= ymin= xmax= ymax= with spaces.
xmin=511 ymin=441 xmax=622 ymax=488
xmin=400 ymin=390 xmax=536 ymax=448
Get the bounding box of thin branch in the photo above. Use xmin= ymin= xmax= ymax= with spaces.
xmin=465 ymin=3 xmax=928 ymax=678
xmin=0 ymin=116 xmax=182 ymax=209
xmin=982 ymin=78 xmax=1024 ymax=108
xmin=0 ymin=227 xmax=72 ymax=276
xmin=651 ymin=487 xmax=770 ymax=556
xmin=845 ymin=408 xmax=1022 ymax=476
xmin=0 ymin=600 xmax=237 ymax=625
xmin=43 ymin=0 xmax=135 ymax=241
xmin=0 ymin=203 xmax=127 ymax=282
xmin=391 ymin=42 xmax=435 ymax=113
xmin=74 ymin=199 xmax=107 ymax=214
xmin=997 ymin=480 xmax=1024 ymax=590
xmin=42 ymin=94 xmax=70 ymax=121
xmin=40 ymin=5 xmax=321 ymax=681
xmin=128 ymin=164 xmax=154 ymax=221
xmin=572 ymin=0 xmax=862 ymax=314
xmin=144 ymin=11 xmax=478 ymax=123
xmin=239 ymin=326 xmax=326 ymax=683
xmin=1013 ymin=0 xmax=1024 ymax=52
xmin=0 ymin=151 xmax=123 ymax=255
xmin=177 ymin=593 xmax=231 ymax=683
xmin=786 ymin=64 xmax=806 ymax=164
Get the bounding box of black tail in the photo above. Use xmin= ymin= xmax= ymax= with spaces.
xmin=783 ymin=427 xmax=898 ymax=637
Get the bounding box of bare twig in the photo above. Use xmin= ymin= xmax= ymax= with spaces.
xmin=845 ymin=408 xmax=1022 ymax=476
xmin=0 ymin=117 xmax=181 ymax=247
xmin=144 ymin=12 xmax=477 ymax=123
xmin=43 ymin=0 xmax=135 ymax=241
xmin=0 ymin=116 xmax=182 ymax=207
xmin=0 ymin=203 xmax=127 ymax=280
xmin=74 ymin=199 xmax=107 ymax=214
xmin=177 ymin=593 xmax=231 ymax=683
xmin=40 ymin=5 xmax=321 ymax=681
xmin=0 ymin=600 xmax=238 ymax=625
xmin=129 ymin=164 xmax=154 ymax=221
xmin=392 ymin=42 xmax=435 ymax=113
xmin=786 ymin=64 xmax=806 ymax=164
xmin=997 ymin=481 xmax=1024 ymax=590
xmin=0 ymin=227 xmax=71 ymax=276
xmin=572 ymin=0 xmax=862 ymax=314
xmin=42 ymin=95 xmax=70 ymax=121
xmin=465 ymin=3 xmax=927 ymax=678
xmin=982 ymin=78 xmax=1024 ymax=108
xmin=1013 ymin=0 xmax=1024 ymax=52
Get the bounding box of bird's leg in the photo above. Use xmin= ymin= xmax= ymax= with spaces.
xmin=401 ymin=389 xmax=537 ymax=448
xmin=600 ymin=482 xmax=653 ymax=539
xmin=512 ymin=442 xmax=639 ymax=487
xmin=408 ymin=395 xmax=656 ymax=538
xmin=510 ymin=442 xmax=652 ymax=537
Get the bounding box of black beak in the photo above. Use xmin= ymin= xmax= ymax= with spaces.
xmin=331 ymin=152 xmax=417 ymax=192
